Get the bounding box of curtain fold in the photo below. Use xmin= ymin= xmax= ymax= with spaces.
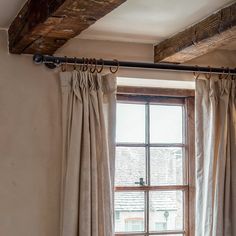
xmin=195 ymin=74 xmax=236 ymax=236
xmin=59 ymin=70 xmax=117 ymax=236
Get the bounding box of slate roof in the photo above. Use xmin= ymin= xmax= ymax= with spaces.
xmin=115 ymin=191 xmax=181 ymax=211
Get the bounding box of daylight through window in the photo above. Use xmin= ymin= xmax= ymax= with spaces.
xmin=115 ymin=94 xmax=194 ymax=236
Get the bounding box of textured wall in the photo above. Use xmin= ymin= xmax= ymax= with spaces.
xmin=188 ymin=49 xmax=236 ymax=67
xmin=0 ymin=30 xmax=61 ymax=236
xmin=57 ymin=38 xmax=236 ymax=82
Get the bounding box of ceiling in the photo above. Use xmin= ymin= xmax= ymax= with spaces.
xmin=78 ymin=0 xmax=235 ymax=44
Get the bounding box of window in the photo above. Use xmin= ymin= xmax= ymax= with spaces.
xmin=115 ymin=90 xmax=195 ymax=236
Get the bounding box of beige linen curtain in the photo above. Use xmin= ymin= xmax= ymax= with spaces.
xmin=195 ymin=74 xmax=236 ymax=236
xmin=59 ymin=70 xmax=117 ymax=236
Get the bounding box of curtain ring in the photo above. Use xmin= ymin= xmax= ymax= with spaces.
xmin=83 ymin=58 xmax=89 ymax=71
xmin=65 ymin=56 xmax=68 ymax=71
xmin=61 ymin=56 xmax=67 ymax=72
xmin=233 ymin=68 xmax=236 ymax=80
xmin=88 ymin=58 xmax=92 ymax=73
xmin=110 ymin=59 xmax=119 ymax=74
xmin=96 ymin=58 xmax=104 ymax=73
xmin=228 ymin=68 xmax=234 ymax=80
xmin=227 ymin=67 xmax=231 ymax=78
xmin=73 ymin=57 xmax=77 ymax=70
xmin=204 ymin=66 xmax=212 ymax=79
xmin=219 ymin=67 xmax=228 ymax=79
xmin=90 ymin=58 xmax=97 ymax=73
xmin=193 ymin=65 xmax=200 ymax=79
xmin=79 ymin=58 xmax=84 ymax=71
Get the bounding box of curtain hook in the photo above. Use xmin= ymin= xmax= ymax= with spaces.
xmin=87 ymin=58 xmax=91 ymax=71
xmin=228 ymin=68 xmax=234 ymax=80
xmin=204 ymin=66 xmax=212 ymax=79
xmin=219 ymin=67 xmax=223 ymax=79
xmin=193 ymin=65 xmax=200 ymax=79
xmin=82 ymin=57 xmax=85 ymax=71
xmin=231 ymin=68 xmax=236 ymax=80
xmin=73 ymin=57 xmax=77 ymax=70
xmin=79 ymin=58 xmax=84 ymax=71
xmin=90 ymin=58 xmax=97 ymax=73
xmin=227 ymin=67 xmax=231 ymax=78
xmin=96 ymin=58 xmax=104 ymax=73
xmin=61 ymin=56 xmax=67 ymax=72
xmin=110 ymin=59 xmax=119 ymax=74
xmin=219 ymin=67 xmax=228 ymax=79
xmin=88 ymin=58 xmax=92 ymax=72
xmin=65 ymin=56 xmax=68 ymax=71
xmin=86 ymin=58 xmax=89 ymax=72
xmin=83 ymin=58 xmax=89 ymax=72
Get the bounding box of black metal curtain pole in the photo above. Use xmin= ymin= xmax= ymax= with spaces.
xmin=33 ymin=53 xmax=236 ymax=75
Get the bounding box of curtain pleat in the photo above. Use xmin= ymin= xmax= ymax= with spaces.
xmin=59 ymin=70 xmax=116 ymax=236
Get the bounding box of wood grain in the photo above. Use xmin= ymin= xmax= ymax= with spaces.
xmin=154 ymin=2 xmax=236 ymax=63
xmin=9 ymin=0 xmax=127 ymax=54
xmin=185 ymin=97 xmax=195 ymax=236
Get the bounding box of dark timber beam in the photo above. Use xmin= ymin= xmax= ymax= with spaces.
xmin=154 ymin=2 xmax=236 ymax=63
xmin=9 ymin=0 xmax=126 ymax=54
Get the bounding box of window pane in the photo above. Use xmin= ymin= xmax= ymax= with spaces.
xmin=149 ymin=191 xmax=183 ymax=232
xmin=150 ymin=105 xmax=183 ymax=143
xmin=115 ymin=192 xmax=145 ymax=232
xmin=150 ymin=147 xmax=183 ymax=186
xmin=116 ymin=103 xmax=145 ymax=143
xmin=115 ymin=147 xmax=146 ymax=186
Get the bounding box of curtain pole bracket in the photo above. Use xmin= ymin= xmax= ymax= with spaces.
xmin=33 ymin=53 xmax=57 ymax=69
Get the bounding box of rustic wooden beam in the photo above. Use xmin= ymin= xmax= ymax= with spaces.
xmin=154 ymin=2 xmax=236 ymax=63
xmin=9 ymin=0 xmax=126 ymax=54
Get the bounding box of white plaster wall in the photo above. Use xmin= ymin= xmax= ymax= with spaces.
xmin=0 ymin=30 xmax=61 ymax=236
xmin=57 ymin=38 xmax=236 ymax=88
xmin=188 ymin=49 xmax=236 ymax=67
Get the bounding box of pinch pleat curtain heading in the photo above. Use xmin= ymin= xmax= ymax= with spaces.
xmin=195 ymin=74 xmax=236 ymax=236
xmin=59 ymin=70 xmax=117 ymax=236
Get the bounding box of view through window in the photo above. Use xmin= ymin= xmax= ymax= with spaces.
xmin=115 ymin=95 xmax=193 ymax=236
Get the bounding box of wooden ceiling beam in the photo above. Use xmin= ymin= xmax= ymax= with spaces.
xmin=154 ymin=2 xmax=236 ymax=63
xmin=9 ymin=0 xmax=127 ymax=55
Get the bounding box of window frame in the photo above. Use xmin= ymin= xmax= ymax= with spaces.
xmin=115 ymin=86 xmax=195 ymax=236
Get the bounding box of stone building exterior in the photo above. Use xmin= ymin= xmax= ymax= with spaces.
xmin=115 ymin=147 xmax=183 ymax=232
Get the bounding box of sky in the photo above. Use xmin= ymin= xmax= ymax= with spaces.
xmin=116 ymin=103 xmax=183 ymax=144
